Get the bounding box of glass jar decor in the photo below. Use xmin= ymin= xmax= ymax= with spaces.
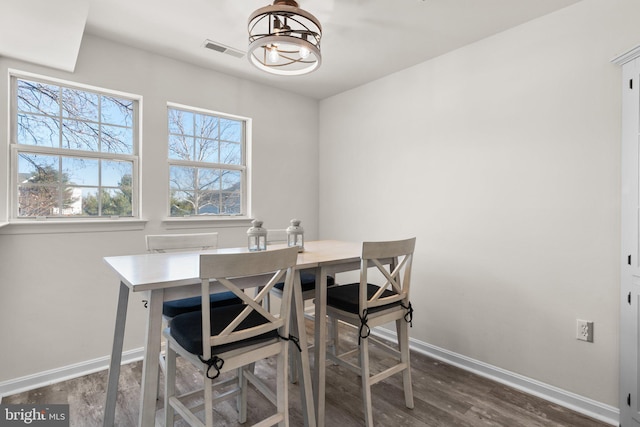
xmin=247 ymin=219 xmax=267 ymax=251
xmin=286 ymin=219 xmax=304 ymax=252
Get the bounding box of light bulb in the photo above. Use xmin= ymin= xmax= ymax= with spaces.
xmin=299 ymin=46 xmax=310 ymax=59
xmin=268 ymin=46 xmax=279 ymax=63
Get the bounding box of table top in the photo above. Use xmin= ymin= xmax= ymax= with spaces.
xmin=104 ymin=239 xmax=362 ymax=292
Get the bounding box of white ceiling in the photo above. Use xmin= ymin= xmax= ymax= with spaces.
xmin=0 ymin=0 xmax=89 ymax=72
xmin=2 ymin=0 xmax=583 ymax=99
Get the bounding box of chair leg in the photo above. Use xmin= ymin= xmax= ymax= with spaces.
xmin=157 ymin=352 xmax=164 ymax=400
xmin=396 ymin=319 xmax=414 ymax=409
xmin=359 ymin=338 xmax=374 ymax=427
xmin=238 ymin=367 xmax=247 ymax=423
xmin=277 ymin=342 xmax=290 ymax=427
xmin=289 ymin=334 xmax=299 ymax=384
xmin=203 ymin=366 xmax=214 ymax=427
xmin=288 ymin=303 xmax=300 ymax=384
xmin=164 ymin=344 xmax=176 ymax=427
xmin=329 ymin=316 xmax=339 ymax=357
xmin=158 ymin=318 xmax=169 ymax=399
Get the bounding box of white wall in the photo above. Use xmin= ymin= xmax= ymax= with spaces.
xmin=0 ymin=34 xmax=319 ymax=383
xmin=319 ymin=0 xmax=640 ymax=407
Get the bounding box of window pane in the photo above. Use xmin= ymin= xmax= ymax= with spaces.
xmin=18 ymin=153 xmax=59 ymax=183
xmin=102 ymin=188 xmax=133 ymax=216
xmin=101 ymin=95 xmax=133 ymax=127
xmin=220 ymin=118 xmax=242 ymax=142
xmin=196 ymin=138 xmax=219 ymax=163
xmin=103 ymin=160 xmax=133 ymax=187
xmin=19 ymin=184 xmax=60 ymax=217
xmin=198 ymin=191 xmax=220 ymax=214
xmin=62 ymin=157 xmax=99 ymax=186
xmin=198 ymin=168 xmax=221 ymax=191
xmin=221 ymin=170 xmax=240 ymax=191
xmin=169 ymin=109 xmax=194 ymax=135
xmin=17 ymin=114 xmax=59 ymax=147
xmin=61 ymin=87 xmax=98 ymax=121
xmin=79 ymin=187 xmax=131 ymax=217
xmin=222 ymin=192 xmax=241 ymax=214
xmin=62 ymin=119 xmax=99 ymax=151
xmin=221 ymin=170 xmax=240 ymax=214
xmin=170 ymin=166 xmax=230 ymax=215
xmin=102 ymin=124 xmax=133 ymax=154
xmin=80 ymin=187 xmax=100 ymax=216
xmin=170 ymin=165 xmax=196 ymax=190
xmin=17 ymin=80 xmax=60 ymax=116
xmin=54 ymin=187 xmax=83 ymax=216
xmin=196 ymin=114 xmax=218 ymax=139
xmin=220 ymin=141 xmax=241 ymax=165
xmin=198 ymin=168 xmax=221 ymax=215
xmin=170 ymin=190 xmax=195 ymax=216
xmin=169 ymin=134 xmax=195 ymax=160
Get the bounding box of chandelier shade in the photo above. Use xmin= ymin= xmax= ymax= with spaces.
xmin=248 ymin=0 xmax=322 ymax=76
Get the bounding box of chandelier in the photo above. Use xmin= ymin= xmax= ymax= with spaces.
xmin=248 ymin=0 xmax=322 ymax=76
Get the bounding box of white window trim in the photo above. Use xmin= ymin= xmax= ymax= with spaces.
xmin=165 ymin=101 xmax=252 ymax=220
xmin=7 ymin=69 xmax=143 ymax=225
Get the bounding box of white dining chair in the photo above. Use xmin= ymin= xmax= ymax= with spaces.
xmin=146 ymin=232 xmax=220 ymax=253
xmin=145 ymin=233 xmax=242 ymax=376
xmin=163 ymin=246 xmax=299 ymax=427
xmin=325 ymin=237 xmax=416 ymax=427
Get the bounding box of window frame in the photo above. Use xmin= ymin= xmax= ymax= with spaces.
xmin=166 ymin=102 xmax=251 ymax=219
xmin=8 ymin=70 xmax=141 ymax=222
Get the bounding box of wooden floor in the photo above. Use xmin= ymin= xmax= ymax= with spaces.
xmin=2 ymin=323 xmax=610 ymax=427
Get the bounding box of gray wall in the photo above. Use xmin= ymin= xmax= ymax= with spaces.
xmin=319 ymin=0 xmax=640 ymax=407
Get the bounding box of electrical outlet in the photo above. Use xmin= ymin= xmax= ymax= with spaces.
xmin=576 ymin=319 xmax=594 ymax=342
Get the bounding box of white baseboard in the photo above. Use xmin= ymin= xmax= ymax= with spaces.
xmin=372 ymin=327 xmax=619 ymax=426
xmin=0 ymin=348 xmax=144 ymax=401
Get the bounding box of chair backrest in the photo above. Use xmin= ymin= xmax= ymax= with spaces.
xmin=359 ymin=237 xmax=416 ymax=310
xmin=146 ymin=232 xmax=218 ymax=253
xmin=267 ymin=229 xmax=288 ymax=245
xmin=199 ymin=246 xmax=299 ymax=356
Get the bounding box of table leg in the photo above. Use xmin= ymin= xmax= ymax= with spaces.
xmin=138 ymin=289 xmax=164 ymax=427
xmin=313 ymin=268 xmax=327 ymax=427
xmin=103 ymin=281 xmax=130 ymax=427
xmin=293 ymin=271 xmax=317 ymax=427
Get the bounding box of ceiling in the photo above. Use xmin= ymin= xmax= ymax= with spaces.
xmin=0 ymin=0 xmax=89 ymax=72
xmin=2 ymin=0 xmax=583 ymax=99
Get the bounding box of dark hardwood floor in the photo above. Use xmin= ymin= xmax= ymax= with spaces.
xmin=2 ymin=323 xmax=610 ymax=426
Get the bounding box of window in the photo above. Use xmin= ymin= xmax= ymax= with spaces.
xmin=10 ymin=74 xmax=139 ymax=219
xmin=167 ymin=105 xmax=247 ymax=217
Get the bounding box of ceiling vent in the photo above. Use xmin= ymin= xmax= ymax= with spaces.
xmin=202 ymin=40 xmax=245 ymax=58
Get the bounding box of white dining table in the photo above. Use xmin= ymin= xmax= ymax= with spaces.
xmin=102 ymin=239 xmax=362 ymax=427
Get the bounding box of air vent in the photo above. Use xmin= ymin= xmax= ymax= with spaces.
xmin=202 ymin=40 xmax=245 ymax=59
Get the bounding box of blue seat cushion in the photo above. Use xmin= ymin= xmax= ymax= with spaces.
xmin=162 ymin=291 xmax=242 ymax=318
xmin=169 ymin=304 xmax=279 ymax=356
xmin=274 ymin=272 xmax=335 ymax=293
xmin=326 ymin=283 xmax=401 ymax=314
